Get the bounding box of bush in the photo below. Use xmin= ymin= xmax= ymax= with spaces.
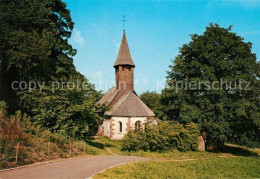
xmin=0 ymin=108 xmax=30 ymax=162
xmin=0 ymin=101 xmax=8 ymax=115
xmin=121 ymin=121 xmax=199 ymax=152
xmin=0 ymin=106 xmax=96 ymax=169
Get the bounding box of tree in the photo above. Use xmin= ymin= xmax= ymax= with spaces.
xmin=0 ymin=0 xmax=105 ymax=139
xmin=18 ymin=76 xmax=105 ymax=139
xmin=140 ymin=91 xmax=160 ymax=110
xmin=140 ymin=91 xmax=167 ymax=120
xmin=0 ymin=0 xmax=76 ymax=112
xmin=162 ymin=23 xmax=260 ymax=149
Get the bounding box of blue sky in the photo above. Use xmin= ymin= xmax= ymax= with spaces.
xmin=64 ymin=0 xmax=260 ymax=95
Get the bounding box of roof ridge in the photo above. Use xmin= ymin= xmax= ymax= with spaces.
xmin=98 ymin=87 xmax=119 ymax=106
xmin=105 ymin=91 xmax=155 ymax=117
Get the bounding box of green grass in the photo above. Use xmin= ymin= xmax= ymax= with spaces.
xmin=95 ymin=137 xmax=260 ymax=159
xmin=91 ymin=137 xmax=214 ymax=159
xmin=94 ymin=156 xmax=260 ymax=178
xmin=95 ymin=137 xmax=125 ymax=155
xmin=93 ymin=137 xmax=241 ymax=159
xmin=85 ymin=138 xmax=110 ymax=155
xmin=93 ymin=137 xmax=260 ymax=178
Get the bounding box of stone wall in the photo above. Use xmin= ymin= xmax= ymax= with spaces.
xmin=109 ymin=116 xmax=147 ymax=140
xmin=100 ymin=118 xmax=207 ymax=151
xmin=110 ymin=117 xmax=128 ymax=140
xmin=102 ymin=120 xmax=110 ymax=137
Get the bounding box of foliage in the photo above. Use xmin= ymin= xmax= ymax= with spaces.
xmin=94 ymin=157 xmax=260 ymax=179
xmin=18 ymin=77 xmax=105 ymax=139
xmin=140 ymin=91 xmax=161 ymax=111
xmin=0 ymin=0 xmax=105 ymax=138
xmin=0 ymin=108 xmax=108 ymax=169
xmin=161 ymin=23 xmax=260 ymax=149
xmin=94 ymin=137 xmax=260 ymax=159
xmin=140 ymin=91 xmax=166 ymax=119
xmin=0 ymin=110 xmax=30 ymax=163
xmin=121 ymin=121 xmax=199 ymax=152
xmin=0 ymin=0 xmax=76 ymax=112
xmin=0 ymin=101 xmax=8 ymax=116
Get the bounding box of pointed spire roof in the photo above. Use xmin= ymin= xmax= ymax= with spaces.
xmin=114 ymin=32 xmax=135 ymax=67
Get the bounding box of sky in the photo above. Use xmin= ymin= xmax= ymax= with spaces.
xmin=64 ymin=0 xmax=260 ymax=95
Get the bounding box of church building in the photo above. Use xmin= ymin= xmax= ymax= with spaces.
xmin=98 ymin=31 xmax=155 ymax=140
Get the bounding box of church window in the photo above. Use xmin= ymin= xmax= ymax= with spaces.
xmin=119 ymin=121 xmax=122 ymax=132
xmin=135 ymin=121 xmax=141 ymax=130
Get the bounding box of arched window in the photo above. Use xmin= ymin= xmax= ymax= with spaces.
xmin=135 ymin=121 xmax=141 ymax=130
xmin=119 ymin=121 xmax=122 ymax=132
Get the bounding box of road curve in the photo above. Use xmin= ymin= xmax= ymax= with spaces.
xmin=0 ymin=155 xmax=148 ymax=179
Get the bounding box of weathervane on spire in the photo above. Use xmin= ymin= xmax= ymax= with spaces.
xmin=121 ymin=15 xmax=127 ymax=32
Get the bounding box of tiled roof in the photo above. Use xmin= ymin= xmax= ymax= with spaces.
xmin=113 ymin=32 xmax=135 ymax=67
xmin=98 ymin=87 xmax=119 ymax=106
xmin=104 ymin=90 xmax=155 ymax=117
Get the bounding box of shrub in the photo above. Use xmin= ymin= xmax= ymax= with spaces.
xmin=73 ymin=141 xmax=87 ymax=152
xmin=0 ymin=102 xmax=105 ymax=169
xmin=0 ymin=109 xmax=30 ymax=162
xmin=122 ymin=121 xmax=199 ymax=152
xmin=0 ymin=101 xmax=8 ymax=116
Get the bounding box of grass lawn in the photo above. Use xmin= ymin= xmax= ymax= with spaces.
xmin=84 ymin=138 xmax=110 ymax=155
xmin=94 ymin=156 xmax=260 ymax=178
xmin=94 ymin=137 xmax=214 ymax=158
xmin=93 ymin=137 xmax=260 ymax=178
xmin=93 ymin=137 xmax=260 ymax=159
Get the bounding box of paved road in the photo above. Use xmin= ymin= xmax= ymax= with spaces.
xmin=0 ymin=155 xmax=148 ymax=179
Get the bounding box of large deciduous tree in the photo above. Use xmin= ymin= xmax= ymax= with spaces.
xmin=162 ymin=23 xmax=260 ymax=149
xmin=0 ymin=0 xmax=104 ymax=139
xmin=0 ymin=0 xmax=76 ymax=111
xmin=140 ymin=91 xmax=167 ymax=120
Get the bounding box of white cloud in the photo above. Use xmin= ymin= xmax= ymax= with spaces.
xmin=72 ymin=30 xmax=85 ymax=46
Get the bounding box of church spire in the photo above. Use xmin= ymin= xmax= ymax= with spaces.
xmin=113 ymin=32 xmax=135 ymax=67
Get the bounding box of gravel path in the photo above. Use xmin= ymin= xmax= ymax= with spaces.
xmin=0 ymin=155 xmax=148 ymax=179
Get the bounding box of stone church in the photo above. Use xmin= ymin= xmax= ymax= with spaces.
xmin=98 ymin=32 xmax=155 ymax=140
